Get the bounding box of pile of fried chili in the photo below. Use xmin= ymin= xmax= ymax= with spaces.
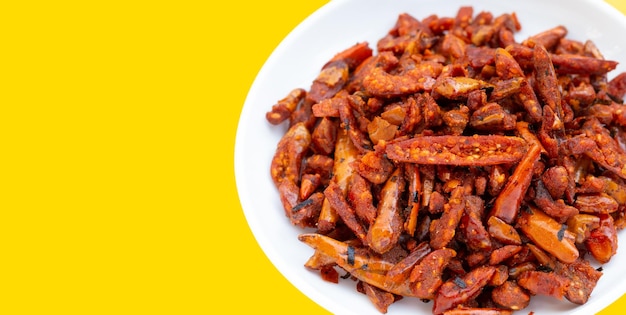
xmin=266 ymin=6 xmax=626 ymax=315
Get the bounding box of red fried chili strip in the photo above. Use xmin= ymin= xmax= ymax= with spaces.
xmin=324 ymin=41 xmax=373 ymax=71
xmin=324 ymin=181 xmax=369 ymax=244
xmin=317 ymin=129 xmax=358 ymax=233
xmin=311 ymin=91 xmax=348 ymax=118
xmin=433 ymin=77 xmax=494 ymax=100
xmin=489 ymin=245 xmax=523 ymax=265
xmin=385 ymin=135 xmax=528 ymax=166
xmin=533 ymin=44 xmax=562 ymax=116
xmin=430 ymin=187 xmax=465 ymax=249
xmin=270 ymin=122 xmax=311 ymax=187
xmin=495 ymin=48 xmax=542 ymax=122
xmin=608 ymin=72 xmax=626 ymax=101
xmin=360 ymin=281 xmax=396 ymax=314
xmin=515 ymin=121 xmax=546 ymax=155
xmin=461 ymin=196 xmax=492 ymax=251
xmin=491 ymin=281 xmax=530 ymax=311
xmin=367 ymin=168 xmax=406 ymax=254
xmin=554 ymin=260 xmax=602 ymax=304
xmin=551 ymin=54 xmax=618 ymax=75
xmin=320 ymin=265 xmax=339 ymax=283
xmin=466 ymin=46 xmax=496 ymax=68
xmin=523 ymin=25 xmax=567 ymax=51
xmin=356 ymin=147 xmax=395 ymax=184
xmin=278 ymin=178 xmax=299 ymax=218
xmin=518 ymin=206 xmax=579 ymax=264
xmin=384 ymin=241 xmax=432 ymax=291
xmin=311 ymin=117 xmax=338 ymax=155
xmin=339 ymin=100 xmax=372 ymax=152
xmin=534 ymin=179 xmax=579 ymax=223
xmin=347 ymin=173 xmax=377 ymax=226
xmin=299 ymin=173 xmax=321 ymax=200
xmin=404 ymin=164 xmax=421 ymax=236
xmin=489 ymin=77 xmax=523 ymax=102
xmin=307 ymin=60 xmax=349 ymax=103
xmin=266 ymin=88 xmax=306 ymax=125
xmin=409 ymin=248 xmax=456 ymax=299
xmin=506 ymin=44 xmax=618 ymax=75
xmin=517 ymin=270 xmax=570 ymax=300
xmin=582 ymin=118 xmax=626 ymax=179
xmin=291 ymin=192 xmax=324 ymax=229
xmin=487 ymin=216 xmax=521 ymax=245
xmin=489 ymin=143 xmax=541 ymax=224
xmin=362 ymin=62 xmax=441 ymax=98
xmin=433 ymin=266 xmax=497 ymax=314
xmin=390 ymin=13 xmax=432 ymax=37
xmin=298 ymin=233 xmax=395 ymax=273
xmin=299 ymin=234 xmax=415 ymax=297
xmin=585 ymin=213 xmax=618 ymax=264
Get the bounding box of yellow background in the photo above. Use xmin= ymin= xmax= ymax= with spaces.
xmin=1 ymin=0 xmax=625 ymax=314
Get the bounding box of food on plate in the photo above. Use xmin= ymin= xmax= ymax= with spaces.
xmin=265 ymin=6 xmax=626 ymax=314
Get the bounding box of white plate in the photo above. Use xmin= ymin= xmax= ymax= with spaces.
xmin=235 ymin=0 xmax=626 ymax=314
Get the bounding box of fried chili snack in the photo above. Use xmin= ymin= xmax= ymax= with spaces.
xmin=518 ymin=206 xmax=579 ymax=263
xmin=266 ymin=6 xmax=626 ymax=315
xmin=317 ymin=129 xmax=358 ymax=233
xmin=385 ymin=135 xmax=528 ymax=166
xmin=409 ymin=248 xmax=456 ymax=299
xmin=367 ymin=168 xmax=406 ymax=254
xmin=266 ymin=88 xmax=306 ymax=125
xmin=433 ymin=266 xmax=497 ymax=314
xmin=270 ymin=122 xmax=311 ymax=187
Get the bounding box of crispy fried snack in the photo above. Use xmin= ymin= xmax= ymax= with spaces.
xmin=385 ymin=135 xmax=527 ymax=166
xmin=267 ymin=6 xmax=625 ymax=315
